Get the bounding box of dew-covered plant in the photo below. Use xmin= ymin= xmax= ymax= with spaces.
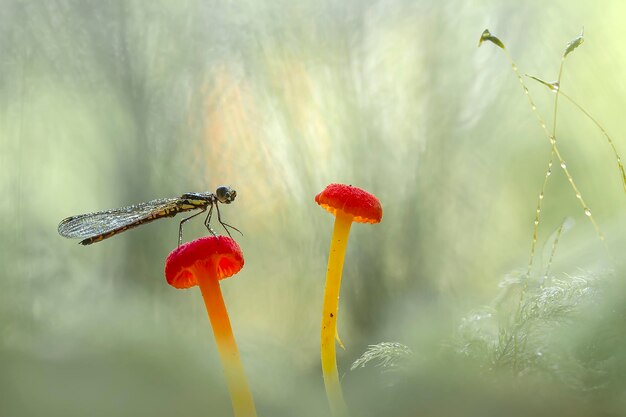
xmin=417 ymin=31 xmax=626 ymax=409
xmin=353 ymin=32 xmax=625 ymax=414
xmin=455 ymin=269 xmax=599 ymax=375
xmin=477 ymin=28 xmax=626 ymax=370
xmin=450 ymin=260 xmax=626 ymax=410
xmin=479 ymin=28 xmax=626 ymax=280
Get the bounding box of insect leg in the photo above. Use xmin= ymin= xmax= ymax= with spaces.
xmin=178 ymin=207 xmax=207 ymax=246
xmin=215 ymin=203 xmax=243 ymax=238
xmin=203 ymin=204 xmax=217 ymax=237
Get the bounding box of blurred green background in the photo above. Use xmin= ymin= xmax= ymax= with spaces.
xmin=2 ymin=1 xmax=626 ymax=416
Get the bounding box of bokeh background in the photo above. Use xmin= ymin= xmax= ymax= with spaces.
xmin=2 ymin=1 xmax=626 ymax=416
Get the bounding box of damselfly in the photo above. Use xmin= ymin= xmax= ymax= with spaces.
xmin=58 ymin=186 xmax=240 ymax=246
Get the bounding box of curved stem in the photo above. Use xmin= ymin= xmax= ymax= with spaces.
xmin=321 ymin=210 xmax=353 ymax=417
xmin=196 ymin=267 xmax=257 ymax=417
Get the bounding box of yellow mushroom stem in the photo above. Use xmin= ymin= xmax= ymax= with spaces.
xmin=196 ymin=263 xmax=258 ymax=417
xmin=320 ymin=209 xmax=353 ymax=417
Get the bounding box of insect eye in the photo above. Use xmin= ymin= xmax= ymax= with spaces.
xmin=216 ymin=186 xmax=236 ymax=203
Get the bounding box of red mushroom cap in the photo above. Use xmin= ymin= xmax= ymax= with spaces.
xmin=164 ymin=236 xmax=244 ymax=289
xmin=315 ymin=183 xmax=382 ymax=224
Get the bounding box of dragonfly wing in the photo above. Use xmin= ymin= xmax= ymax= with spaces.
xmin=58 ymin=197 xmax=181 ymax=239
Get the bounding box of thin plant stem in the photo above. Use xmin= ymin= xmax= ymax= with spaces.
xmin=525 ymin=73 xmax=626 ymax=193
xmin=520 ymin=56 xmax=565 ymax=305
xmin=542 ymin=219 xmax=568 ymax=286
xmin=555 ymin=90 xmax=626 ymax=194
xmin=502 ymin=48 xmax=605 ymax=247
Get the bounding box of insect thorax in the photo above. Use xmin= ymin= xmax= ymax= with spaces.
xmin=179 ymin=192 xmax=216 ymax=208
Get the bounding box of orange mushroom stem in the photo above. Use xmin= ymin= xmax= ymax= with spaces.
xmin=165 ymin=236 xmax=257 ymax=417
xmin=315 ymin=184 xmax=382 ymax=417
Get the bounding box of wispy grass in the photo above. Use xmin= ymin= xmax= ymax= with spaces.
xmin=451 ymin=265 xmax=625 ymax=397
xmin=351 ymin=342 xmax=412 ymax=371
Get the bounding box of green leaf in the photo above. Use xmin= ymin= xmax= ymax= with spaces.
xmin=564 ymin=28 xmax=584 ymax=58
xmin=478 ymin=29 xmax=505 ymax=49
xmin=525 ymin=74 xmax=560 ymax=92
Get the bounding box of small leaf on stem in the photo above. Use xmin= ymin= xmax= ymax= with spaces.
xmin=564 ymin=28 xmax=584 ymax=58
xmin=526 ymin=74 xmax=560 ymax=92
xmin=478 ymin=29 xmax=505 ymax=49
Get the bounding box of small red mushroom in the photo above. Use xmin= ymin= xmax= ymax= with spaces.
xmin=315 ymin=184 xmax=382 ymax=416
xmin=165 ymin=236 xmax=257 ymax=417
